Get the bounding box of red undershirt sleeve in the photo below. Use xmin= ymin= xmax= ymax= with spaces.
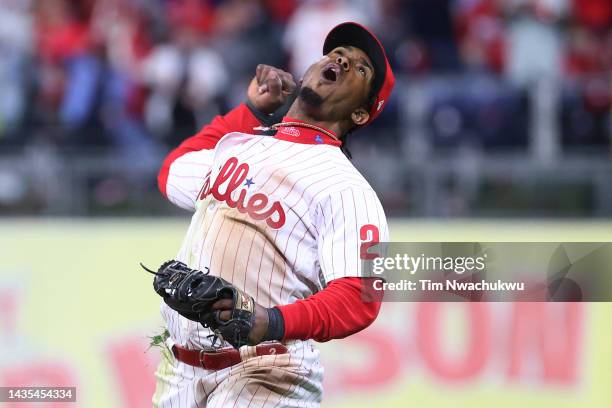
xmin=157 ymin=103 xmax=261 ymax=197
xmin=276 ymin=277 xmax=383 ymax=342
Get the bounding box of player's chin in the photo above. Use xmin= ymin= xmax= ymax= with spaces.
xmin=306 ymin=82 xmax=337 ymax=101
xmin=298 ymin=85 xmax=325 ymax=107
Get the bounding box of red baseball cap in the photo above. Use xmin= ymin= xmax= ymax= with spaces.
xmin=323 ymin=22 xmax=395 ymax=124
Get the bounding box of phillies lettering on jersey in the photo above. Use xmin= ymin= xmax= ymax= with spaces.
xmin=198 ymin=156 xmax=286 ymax=229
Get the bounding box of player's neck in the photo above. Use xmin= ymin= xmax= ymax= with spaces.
xmin=286 ymin=103 xmax=346 ymax=137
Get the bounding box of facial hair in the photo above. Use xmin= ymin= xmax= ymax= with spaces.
xmin=298 ymin=86 xmax=324 ymax=108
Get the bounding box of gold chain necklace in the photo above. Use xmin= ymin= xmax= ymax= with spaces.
xmin=254 ymin=122 xmax=339 ymax=141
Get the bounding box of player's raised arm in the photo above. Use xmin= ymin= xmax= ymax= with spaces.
xmin=157 ymin=65 xmax=296 ymax=210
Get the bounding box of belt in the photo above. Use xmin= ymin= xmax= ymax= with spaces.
xmin=171 ymin=342 xmax=289 ymax=371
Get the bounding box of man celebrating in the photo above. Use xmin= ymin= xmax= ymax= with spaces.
xmin=153 ymin=22 xmax=394 ymax=407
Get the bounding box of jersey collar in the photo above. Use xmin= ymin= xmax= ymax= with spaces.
xmin=272 ymin=117 xmax=342 ymax=147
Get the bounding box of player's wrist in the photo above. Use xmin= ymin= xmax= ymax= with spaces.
xmin=263 ymin=307 xmax=285 ymax=342
xmin=245 ymin=99 xmax=275 ymax=125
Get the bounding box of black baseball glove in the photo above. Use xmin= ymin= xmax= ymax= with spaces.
xmin=142 ymin=260 xmax=256 ymax=349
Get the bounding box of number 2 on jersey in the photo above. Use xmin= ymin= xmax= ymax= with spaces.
xmin=359 ymin=224 xmax=380 ymax=260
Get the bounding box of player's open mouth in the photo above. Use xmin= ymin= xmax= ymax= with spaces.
xmin=322 ymin=63 xmax=341 ymax=82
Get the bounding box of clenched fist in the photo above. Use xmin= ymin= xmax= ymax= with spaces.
xmin=247 ymin=64 xmax=297 ymax=115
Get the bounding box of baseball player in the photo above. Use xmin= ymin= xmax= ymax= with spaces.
xmin=152 ymin=22 xmax=395 ymax=407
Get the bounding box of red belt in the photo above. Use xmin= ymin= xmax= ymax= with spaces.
xmin=171 ymin=343 xmax=289 ymax=371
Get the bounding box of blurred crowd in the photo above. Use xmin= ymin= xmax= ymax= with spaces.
xmin=0 ymin=0 xmax=611 ymax=157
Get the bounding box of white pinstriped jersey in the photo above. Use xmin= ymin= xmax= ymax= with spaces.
xmin=162 ymin=129 xmax=389 ymax=350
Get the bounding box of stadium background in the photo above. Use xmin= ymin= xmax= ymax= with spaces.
xmin=0 ymin=0 xmax=611 ymax=407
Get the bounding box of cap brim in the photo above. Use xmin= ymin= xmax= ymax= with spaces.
xmin=323 ymin=22 xmax=387 ymax=96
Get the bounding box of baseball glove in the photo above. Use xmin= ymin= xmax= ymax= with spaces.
xmin=142 ymin=260 xmax=256 ymax=349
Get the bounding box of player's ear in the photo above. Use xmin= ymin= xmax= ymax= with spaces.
xmin=351 ymin=107 xmax=369 ymax=126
